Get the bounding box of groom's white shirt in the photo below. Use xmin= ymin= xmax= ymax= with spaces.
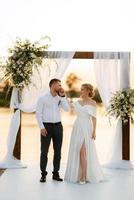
xmin=36 ymin=91 xmax=69 ymax=129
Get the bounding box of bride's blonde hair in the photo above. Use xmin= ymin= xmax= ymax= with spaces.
xmin=82 ymin=83 xmax=95 ymax=98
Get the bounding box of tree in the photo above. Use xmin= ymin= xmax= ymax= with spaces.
xmin=66 ymin=72 xmax=81 ymax=90
xmin=65 ymin=73 xmax=81 ymax=99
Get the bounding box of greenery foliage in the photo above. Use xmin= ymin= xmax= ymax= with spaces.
xmin=106 ymin=89 xmax=134 ymax=123
xmin=1 ymin=37 xmax=50 ymax=89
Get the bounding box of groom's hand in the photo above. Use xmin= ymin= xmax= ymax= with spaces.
xmin=41 ymin=128 xmax=48 ymax=136
xmin=58 ymin=88 xmax=65 ymax=97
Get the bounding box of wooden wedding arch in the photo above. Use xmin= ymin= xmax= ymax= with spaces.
xmin=13 ymin=51 xmax=130 ymax=161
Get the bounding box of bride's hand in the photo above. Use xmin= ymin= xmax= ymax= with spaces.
xmin=92 ymin=132 xmax=96 ymax=140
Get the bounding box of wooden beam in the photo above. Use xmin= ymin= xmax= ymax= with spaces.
xmin=39 ymin=51 xmax=130 ymax=59
xmin=38 ymin=51 xmax=94 ymax=59
xmin=122 ymin=53 xmax=130 ymax=160
xmin=13 ymin=109 xmax=21 ymax=159
xmin=122 ymin=116 xmax=130 ymax=160
xmin=73 ymin=52 xmax=94 ymax=59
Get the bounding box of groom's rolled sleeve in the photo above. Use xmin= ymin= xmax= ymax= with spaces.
xmin=36 ymin=98 xmax=44 ymax=129
xmin=60 ymin=97 xmax=69 ymax=111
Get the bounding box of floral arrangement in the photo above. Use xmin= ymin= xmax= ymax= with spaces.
xmin=106 ymin=89 xmax=134 ymax=123
xmin=2 ymin=37 xmax=50 ymax=89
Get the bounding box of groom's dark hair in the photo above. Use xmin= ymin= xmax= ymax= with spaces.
xmin=49 ymin=78 xmax=61 ymax=87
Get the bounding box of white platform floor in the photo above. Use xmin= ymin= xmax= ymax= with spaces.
xmin=0 ymin=164 xmax=134 ymax=200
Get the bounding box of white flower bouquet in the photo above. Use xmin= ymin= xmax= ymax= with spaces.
xmin=2 ymin=37 xmax=50 ymax=89
xmin=106 ymin=89 xmax=134 ymax=123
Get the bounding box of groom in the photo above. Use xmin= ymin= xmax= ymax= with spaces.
xmin=36 ymin=78 xmax=69 ymax=182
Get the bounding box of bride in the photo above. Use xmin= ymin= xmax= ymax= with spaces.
xmin=64 ymin=83 xmax=105 ymax=184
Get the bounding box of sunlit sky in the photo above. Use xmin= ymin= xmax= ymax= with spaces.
xmin=0 ymin=0 xmax=134 ymax=87
xmin=0 ymin=0 xmax=134 ymax=53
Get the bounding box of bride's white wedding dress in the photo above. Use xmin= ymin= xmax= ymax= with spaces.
xmin=65 ymin=101 xmax=105 ymax=183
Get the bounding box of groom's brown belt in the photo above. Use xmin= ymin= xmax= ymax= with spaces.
xmin=43 ymin=122 xmax=61 ymax=125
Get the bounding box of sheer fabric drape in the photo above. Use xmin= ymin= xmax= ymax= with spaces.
xmin=94 ymin=52 xmax=133 ymax=169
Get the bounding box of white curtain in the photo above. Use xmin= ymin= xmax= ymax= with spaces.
xmin=0 ymin=110 xmax=26 ymax=168
xmin=94 ymin=52 xmax=133 ymax=169
xmin=0 ymin=51 xmax=74 ymax=168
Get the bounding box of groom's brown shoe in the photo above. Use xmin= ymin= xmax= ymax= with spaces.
xmin=52 ymin=172 xmax=63 ymax=181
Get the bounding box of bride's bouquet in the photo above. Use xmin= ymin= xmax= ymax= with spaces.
xmin=106 ymin=89 xmax=134 ymax=123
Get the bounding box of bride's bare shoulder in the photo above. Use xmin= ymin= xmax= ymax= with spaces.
xmin=88 ymin=99 xmax=96 ymax=106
